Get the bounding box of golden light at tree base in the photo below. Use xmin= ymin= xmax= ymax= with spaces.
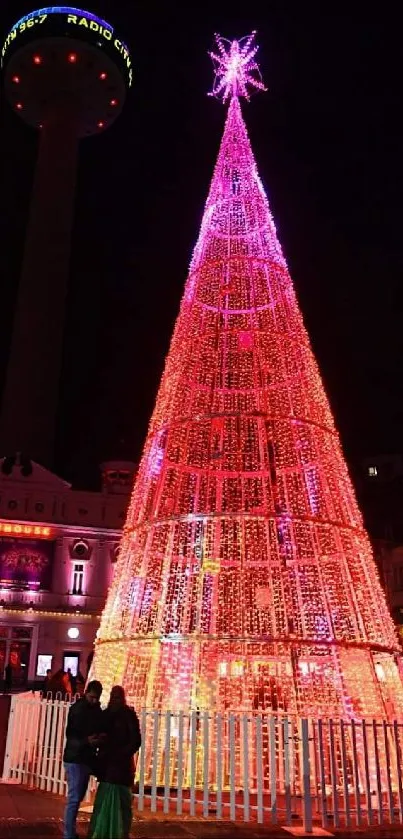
xmin=91 ymin=35 xmax=403 ymax=725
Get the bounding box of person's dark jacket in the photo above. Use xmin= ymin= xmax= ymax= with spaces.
xmin=97 ymin=706 xmax=141 ymax=787
xmin=42 ymin=676 xmax=52 ymax=695
xmin=63 ymin=698 xmax=103 ymax=768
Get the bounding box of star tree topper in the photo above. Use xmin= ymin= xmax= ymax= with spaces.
xmin=209 ymin=32 xmax=267 ymax=102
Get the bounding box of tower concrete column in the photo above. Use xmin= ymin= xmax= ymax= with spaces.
xmin=0 ymin=103 xmax=78 ymax=467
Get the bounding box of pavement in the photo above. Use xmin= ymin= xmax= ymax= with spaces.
xmin=1 ymin=784 xmax=403 ymax=839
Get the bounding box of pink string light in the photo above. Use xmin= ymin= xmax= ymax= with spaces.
xmin=91 ymin=35 xmax=403 ymax=735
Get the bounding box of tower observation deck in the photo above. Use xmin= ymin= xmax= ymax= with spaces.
xmin=0 ymin=7 xmax=132 ymax=467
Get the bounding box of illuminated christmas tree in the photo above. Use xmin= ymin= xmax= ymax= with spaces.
xmin=92 ymin=34 xmax=403 ymax=722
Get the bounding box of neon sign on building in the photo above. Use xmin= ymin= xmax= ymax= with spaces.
xmin=0 ymin=521 xmax=52 ymax=539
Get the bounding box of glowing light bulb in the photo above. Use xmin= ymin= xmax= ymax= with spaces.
xmin=110 ymin=99 xmax=118 ymax=107
xmin=375 ymin=662 xmax=386 ymax=682
xmin=68 ymin=52 xmax=77 ymax=63
xmin=12 ymin=75 xmax=20 ymax=84
xmin=97 ymin=121 xmax=104 ymax=129
xmin=99 ymin=71 xmax=107 ymax=80
xmin=33 ymin=55 xmax=42 ymax=65
xmin=16 ymin=102 xmax=23 ymax=110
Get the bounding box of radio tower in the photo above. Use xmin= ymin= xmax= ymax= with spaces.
xmin=0 ymin=7 xmax=131 ymax=467
xmin=92 ymin=34 xmax=403 ymax=722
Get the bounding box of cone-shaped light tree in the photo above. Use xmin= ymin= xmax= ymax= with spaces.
xmin=92 ymin=34 xmax=403 ymax=720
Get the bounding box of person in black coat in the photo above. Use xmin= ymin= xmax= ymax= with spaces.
xmin=67 ymin=667 xmax=77 ymax=696
xmin=42 ymin=668 xmax=52 ymax=696
xmin=63 ymin=680 xmax=103 ymax=839
xmin=89 ymin=685 xmax=141 ymax=839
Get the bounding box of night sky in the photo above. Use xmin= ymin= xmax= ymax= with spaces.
xmin=0 ymin=1 xmax=402 ymax=489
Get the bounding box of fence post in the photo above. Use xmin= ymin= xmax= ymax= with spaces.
xmin=269 ymin=715 xmax=277 ymax=824
xmin=150 ymin=709 xmax=159 ymax=813
xmin=176 ymin=711 xmax=184 ymax=816
xmin=301 ymin=717 xmax=313 ymax=834
xmin=137 ymin=709 xmax=147 ymax=813
xmin=372 ymin=719 xmax=383 ymax=824
xmin=255 ymin=714 xmax=263 ymax=824
xmin=163 ymin=710 xmax=171 ymax=814
xmin=317 ymin=719 xmax=328 ymax=828
xmin=393 ymin=720 xmax=403 ymax=823
xmin=283 ymin=717 xmax=292 ymax=824
xmin=190 ymin=709 xmax=197 ymax=817
xmin=2 ymin=695 xmax=16 ymax=780
xmin=340 ymin=720 xmax=351 ymax=827
xmin=229 ymin=713 xmax=236 ymax=821
xmin=242 ymin=713 xmax=249 ymax=822
xmin=0 ymin=694 xmax=12 ymax=779
xmin=351 ymin=719 xmax=362 ymax=827
xmin=383 ymin=721 xmax=394 ymax=823
xmin=216 ymin=712 xmax=223 ymax=819
xmin=203 ymin=711 xmax=210 ymax=818
xmin=362 ymin=719 xmax=373 ymax=826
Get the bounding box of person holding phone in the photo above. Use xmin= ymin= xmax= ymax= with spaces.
xmin=63 ymin=680 xmax=104 ymax=839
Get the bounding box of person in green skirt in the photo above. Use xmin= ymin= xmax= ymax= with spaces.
xmin=88 ymin=686 xmax=141 ymax=839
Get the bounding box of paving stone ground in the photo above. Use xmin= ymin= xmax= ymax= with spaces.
xmin=1 ymin=784 xmax=403 ymax=838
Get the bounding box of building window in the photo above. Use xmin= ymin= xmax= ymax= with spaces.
xmin=368 ymin=466 xmax=378 ymax=477
xmin=72 ymin=563 xmax=84 ymax=595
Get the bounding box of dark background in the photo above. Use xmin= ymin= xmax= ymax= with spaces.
xmin=0 ymin=1 xmax=402 ymax=489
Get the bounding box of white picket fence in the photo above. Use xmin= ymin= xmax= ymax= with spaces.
xmin=3 ymin=692 xmax=403 ymax=833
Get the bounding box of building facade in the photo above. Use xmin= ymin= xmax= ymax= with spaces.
xmin=375 ymin=540 xmax=403 ymax=645
xmin=0 ymin=457 xmax=133 ymax=688
xmin=353 ymin=455 xmax=403 ymax=647
xmin=356 ymin=454 xmax=403 ymax=542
